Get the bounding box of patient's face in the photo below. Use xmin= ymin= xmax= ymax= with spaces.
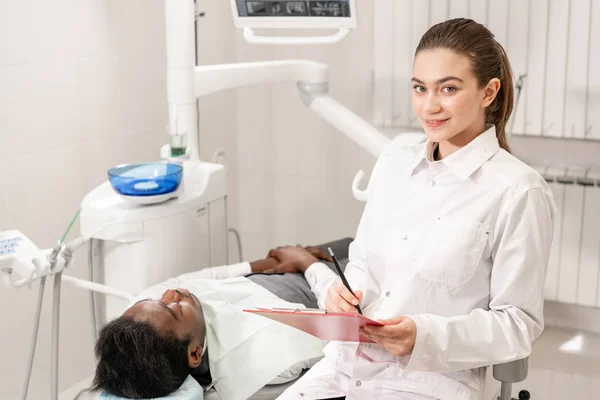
xmin=124 ymin=288 xmax=205 ymax=342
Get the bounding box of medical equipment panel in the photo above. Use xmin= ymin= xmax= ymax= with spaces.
xmin=0 ymin=231 xmax=41 ymax=280
xmin=236 ymin=1 xmax=351 ymax=18
xmin=231 ymin=0 xmax=357 ymax=30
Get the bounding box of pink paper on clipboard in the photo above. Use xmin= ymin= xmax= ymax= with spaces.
xmin=244 ymin=307 xmax=383 ymax=343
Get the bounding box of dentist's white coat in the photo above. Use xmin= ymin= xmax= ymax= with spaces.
xmin=282 ymin=126 xmax=557 ymax=400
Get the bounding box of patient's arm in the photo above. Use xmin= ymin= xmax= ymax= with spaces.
xmin=177 ymin=246 xmax=332 ymax=282
xmin=266 ymin=246 xmax=339 ymax=309
xmin=173 ymin=258 xmax=279 ymax=281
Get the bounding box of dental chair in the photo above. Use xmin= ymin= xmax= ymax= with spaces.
xmin=493 ymin=357 xmax=531 ymax=400
xmin=98 ymin=357 xmax=532 ymax=400
xmin=97 ymin=357 xmax=532 ymax=400
xmin=240 ymin=357 xmax=533 ymax=400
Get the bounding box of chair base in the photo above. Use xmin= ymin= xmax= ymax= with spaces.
xmin=497 ymin=385 xmax=531 ymax=400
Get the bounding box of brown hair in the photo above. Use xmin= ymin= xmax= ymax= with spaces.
xmin=416 ymin=18 xmax=513 ymax=152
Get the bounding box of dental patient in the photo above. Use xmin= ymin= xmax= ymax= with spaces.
xmin=91 ymin=239 xmax=350 ymax=400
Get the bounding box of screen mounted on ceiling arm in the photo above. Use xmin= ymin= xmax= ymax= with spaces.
xmin=236 ymin=1 xmax=351 ymax=18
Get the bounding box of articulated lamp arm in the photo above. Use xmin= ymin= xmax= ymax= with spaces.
xmin=194 ymin=60 xmax=390 ymax=201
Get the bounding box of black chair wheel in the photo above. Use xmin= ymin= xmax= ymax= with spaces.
xmin=518 ymin=390 xmax=531 ymax=400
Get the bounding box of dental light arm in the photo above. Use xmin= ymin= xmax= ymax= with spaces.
xmin=194 ymin=60 xmax=388 ymax=157
xmin=193 ymin=60 xmax=391 ymax=200
xmin=304 ymin=91 xmax=389 ymax=158
xmin=194 ymin=60 xmax=328 ymax=97
xmin=167 ymin=0 xmax=384 ymax=199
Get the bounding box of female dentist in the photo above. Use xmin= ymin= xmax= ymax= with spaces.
xmin=278 ymin=18 xmax=556 ymax=400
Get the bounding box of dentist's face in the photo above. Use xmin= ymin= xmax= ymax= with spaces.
xmin=411 ymin=48 xmax=485 ymax=145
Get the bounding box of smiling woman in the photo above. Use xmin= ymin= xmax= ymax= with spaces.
xmin=411 ymin=18 xmax=514 ymax=160
xmin=277 ymin=18 xmax=556 ymax=400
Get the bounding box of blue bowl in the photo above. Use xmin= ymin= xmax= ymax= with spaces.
xmin=108 ymin=163 xmax=183 ymax=197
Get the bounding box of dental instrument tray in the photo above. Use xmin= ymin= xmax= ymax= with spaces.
xmin=108 ymin=162 xmax=183 ymax=205
xmin=244 ymin=307 xmax=383 ymax=343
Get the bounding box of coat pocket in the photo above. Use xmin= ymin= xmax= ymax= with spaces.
xmin=416 ymin=217 xmax=490 ymax=289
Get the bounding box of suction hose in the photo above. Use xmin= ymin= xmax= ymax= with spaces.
xmin=89 ymin=239 xmax=98 ymax=343
xmin=20 ymin=277 xmax=46 ymax=400
xmin=20 ymin=241 xmax=62 ymax=400
xmin=21 ymin=209 xmax=80 ymax=400
xmin=50 ymin=271 xmax=62 ymax=400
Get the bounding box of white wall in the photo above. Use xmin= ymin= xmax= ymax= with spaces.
xmin=234 ymin=1 xmax=380 ymax=262
xmin=2 ymin=1 xmax=162 ymax=398
xmin=0 ymin=1 xmax=239 ymax=397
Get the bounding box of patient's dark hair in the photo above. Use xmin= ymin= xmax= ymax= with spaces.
xmin=91 ymin=317 xmax=190 ymax=399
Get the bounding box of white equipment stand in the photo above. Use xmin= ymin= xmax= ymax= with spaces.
xmin=81 ymin=0 xmax=388 ymax=329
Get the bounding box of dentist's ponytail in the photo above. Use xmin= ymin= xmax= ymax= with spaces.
xmin=492 ymin=42 xmax=514 ymax=153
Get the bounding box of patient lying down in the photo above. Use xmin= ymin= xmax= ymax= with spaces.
xmin=91 ymin=240 xmax=349 ymax=399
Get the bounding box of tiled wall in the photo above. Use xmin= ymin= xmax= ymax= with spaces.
xmin=0 ymin=0 xmax=236 ymax=397
xmin=233 ymin=0 xmax=382 ymax=262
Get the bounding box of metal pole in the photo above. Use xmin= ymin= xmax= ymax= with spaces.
xmin=50 ymin=271 xmax=62 ymax=400
xmin=21 ymin=276 xmax=47 ymax=400
xmin=88 ymin=240 xmax=98 ymax=343
xmin=499 ymin=382 xmax=512 ymax=400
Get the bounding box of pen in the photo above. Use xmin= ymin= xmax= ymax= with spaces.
xmin=328 ymin=247 xmax=363 ymax=315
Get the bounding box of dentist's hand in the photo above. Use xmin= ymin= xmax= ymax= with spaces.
xmin=359 ymin=316 xmax=417 ymax=358
xmin=324 ymin=279 xmax=363 ymax=313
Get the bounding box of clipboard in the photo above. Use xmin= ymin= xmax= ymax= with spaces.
xmin=243 ymin=307 xmax=384 ymax=343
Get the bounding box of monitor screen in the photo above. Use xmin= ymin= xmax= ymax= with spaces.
xmin=236 ymin=1 xmax=351 ymax=18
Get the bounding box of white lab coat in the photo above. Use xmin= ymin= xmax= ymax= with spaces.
xmin=130 ymin=267 xmax=326 ymax=400
xmin=283 ymin=126 xmax=557 ymax=400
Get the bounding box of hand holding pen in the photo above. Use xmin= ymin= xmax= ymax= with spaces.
xmin=325 ymin=248 xmax=363 ymax=314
